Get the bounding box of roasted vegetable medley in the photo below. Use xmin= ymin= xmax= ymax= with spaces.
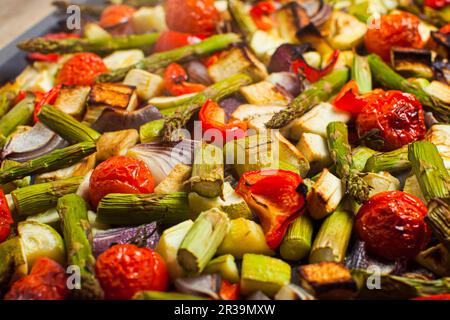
xmin=1 ymin=0 xmax=450 ymax=300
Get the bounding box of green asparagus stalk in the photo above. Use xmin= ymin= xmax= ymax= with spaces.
xmin=327 ymin=122 xmax=370 ymax=203
xmin=266 ymin=68 xmax=349 ymax=128
xmin=178 ymin=208 xmax=231 ymax=274
xmin=139 ymin=119 xmax=165 ymax=143
xmin=190 ymin=143 xmax=224 ymax=198
xmin=309 ymin=210 xmax=353 ymax=264
xmin=0 ymin=141 xmax=96 ymax=184
xmin=18 ymin=33 xmax=160 ymax=54
xmin=11 ymin=176 xmax=83 ymax=217
xmin=97 ymin=193 xmax=192 ymax=225
xmin=364 ymin=145 xmax=411 ymax=173
xmin=352 ymin=55 xmax=372 ymax=94
xmin=1 ymin=160 xmax=31 ymax=194
xmin=0 ymin=95 xmax=34 ymax=145
xmin=351 ymin=146 xmax=377 ymax=172
xmin=368 ymin=54 xmax=450 ymax=122
xmin=57 ymin=194 xmax=103 ymax=300
xmin=0 ymin=91 xmax=14 ymax=119
xmin=228 ymin=0 xmax=258 ymax=41
xmin=161 ymin=73 xmax=254 ymax=142
xmin=408 ymin=141 xmax=450 ymax=201
xmin=133 ymin=291 xmax=208 ymax=300
xmin=352 ymin=269 xmax=450 ymax=299
xmin=38 ymin=105 xmax=101 ymax=143
xmin=427 ymin=199 xmax=450 ymax=252
xmin=97 ymin=33 xmax=241 ymax=83
xmin=279 ymin=215 xmax=314 ymax=261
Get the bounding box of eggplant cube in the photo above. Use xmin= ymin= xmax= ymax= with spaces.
xmin=307 ymin=169 xmax=344 ymax=220
xmin=298 ymin=262 xmax=357 ymax=299
xmin=53 ymin=85 xmax=90 ymax=120
xmin=123 ymin=69 xmax=165 ymax=101
xmin=89 ymin=83 xmax=138 ymax=111
xmin=239 ymin=81 xmax=290 ymax=105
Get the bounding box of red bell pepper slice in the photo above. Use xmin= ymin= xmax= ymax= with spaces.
xmin=27 ymin=33 xmax=80 ymax=62
xmin=33 ymin=85 xmax=62 ymax=123
xmin=291 ymin=49 xmax=340 ymax=83
xmin=13 ymin=91 xmax=27 ymax=106
xmin=154 ymin=31 xmax=206 ymax=53
xmin=333 ymin=80 xmax=369 ymax=114
xmin=236 ymin=169 xmax=307 ymax=249
xmin=199 ymin=99 xmax=247 ymax=143
xmin=163 ymin=63 xmax=206 ymax=96
xmin=219 ymin=280 xmax=240 ymax=300
xmin=440 ymin=23 xmax=450 ymax=34
xmin=413 ymin=294 xmax=450 ymax=300
xmin=0 ymin=189 xmax=13 ymax=243
xmin=250 ymin=1 xmax=276 ymax=31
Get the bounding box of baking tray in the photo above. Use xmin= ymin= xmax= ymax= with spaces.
xmin=0 ymin=0 xmax=102 ymax=84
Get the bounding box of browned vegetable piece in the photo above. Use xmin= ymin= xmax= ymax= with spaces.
xmin=88 ymin=83 xmax=138 ymax=110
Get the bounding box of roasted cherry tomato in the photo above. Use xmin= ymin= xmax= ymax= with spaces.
xmin=89 ymin=156 xmax=155 ymax=208
xmin=95 ymin=244 xmax=169 ymax=300
xmin=333 ymin=80 xmax=369 ymax=114
xmin=99 ymin=4 xmax=136 ymax=29
xmin=219 ymin=280 xmax=240 ymax=300
xmin=154 ymin=31 xmax=205 ymax=52
xmin=199 ymin=99 xmax=247 ymax=143
xmin=4 ymin=258 xmax=69 ymax=300
xmin=365 ymin=12 xmax=424 ymax=62
xmin=0 ymin=189 xmax=13 ymax=243
xmin=424 ymin=0 xmax=450 ymax=9
xmin=355 ymin=191 xmax=430 ymax=261
xmin=356 ymin=90 xmax=426 ymax=151
xmin=165 ymin=0 xmax=219 ymax=34
xmin=250 ymin=1 xmax=276 ymax=31
xmin=33 ymin=85 xmax=62 ymax=123
xmin=291 ymin=50 xmax=340 ymax=83
xmin=163 ymin=63 xmax=207 ymax=96
xmin=236 ymin=170 xmax=307 ymax=250
xmin=57 ymin=53 xmax=107 ymax=86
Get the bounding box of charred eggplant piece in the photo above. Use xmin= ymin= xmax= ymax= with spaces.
xmin=276 ymin=2 xmax=310 ymax=43
xmin=88 ymin=83 xmax=138 ymax=111
xmin=431 ymin=31 xmax=450 ymax=59
xmin=391 ymin=47 xmax=434 ymax=79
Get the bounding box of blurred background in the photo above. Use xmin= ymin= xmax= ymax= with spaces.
xmin=0 ymin=0 xmax=55 ymax=48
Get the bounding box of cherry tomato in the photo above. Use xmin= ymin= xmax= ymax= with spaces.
xmin=219 ymin=281 xmax=240 ymax=300
xmin=95 ymin=244 xmax=168 ymax=300
xmin=250 ymin=1 xmax=276 ymax=31
xmin=163 ymin=63 xmax=207 ymax=96
xmin=291 ymin=50 xmax=340 ymax=83
xmin=165 ymin=0 xmax=219 ymax=34
xmin=424 ymin=0 xmax=450 ymax=9
xmin=99 ymin=5 xmax=136 ymax=29
xmin=57 ymin=53 xmax=107 ymax=86
xmin=4 ymin=258 xmax=69 ymax=300
xmin=154 ymin=31 xmax=205 ymax=52
xmin=356 ymin=90 xmax=426 ymax=151
xmin=365 ymin=12 xmax=424 ymax=61
xmin=355 ymin=191 xmax=430 ymax=261
xmin=333 ymin=80 xmax=369 ymax=114
xmin=89 ymin=156 xmax=155 ymax=208
xmin=199 ymin=99 xmax=247 ymax=143
xmin=236 ymin=170 xmax=307 ymax=249
xmin=0 ymin=189 xmax=14 ymax=243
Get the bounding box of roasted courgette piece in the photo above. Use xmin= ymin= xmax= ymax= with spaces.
xmin=239 ymin=81 xmax=290 ymax=105
xmin=35 ymin=154 xmax=96 ymax=183
xmin=298 ymin=262 xmax=357 ymax=299
xmin=53 ymin=85 xmax=90 ymax=120
xmin=96 ymin=129 xmax=140 ymax=162
xmin=208 ymin=47 xmax=268 ymax=83
xmin=88 ymin=83 xmax=138 ymax=111
xmin=425 ymin=124 xmax=450 ymax=169
xmin=296 ymin=132 xmax=332 ymax=174
xmin=155 ymin=163 xmax=192 ymax=194
xmin=123 ymin=69 xmax=165 ymax=101
xmin=391 ymin=47 xmax=434 ymax=79
xmin=322 ymin=11 xmax=367 ymax=50
xmin=0 ymin=238 xmax=28 ymax=295
xmin=275 ymin=2 xmax=310 ymax=43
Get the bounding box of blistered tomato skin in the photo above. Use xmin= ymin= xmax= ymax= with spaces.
xmin=356 ymin=90 xmax=426 ymax=151
xmin=95 ymin=244 xmax=169 ymax=300
xmin=165 ymin=0 xmax=219 ymax=34
xmin=355 ymin=191 xmax=430 ymax=261
xmin=365 ymin=12 xmax=423 ymax=61
xmin=89 ymin=156 xmax=155 ymax=208
xmin=57 ymin=53 xmax=107 ymax=86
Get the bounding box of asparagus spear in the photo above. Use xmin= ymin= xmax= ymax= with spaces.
xmin=364 ymin=145 xmax=411 ymax=173
xmin=367 ymin=54 xmax=450 ymax=122
xmin=57 ymin=194 xmax=104 ymax=300
xmin=327 ymin=122 xmax=370 ymax=203
xmin=352 ymin=55 xmax=372 ymax=94
xmin=133 ymin=291 xmax=207 ymax=300
xmin=161 ymin=73 xmax=254 ymax=142
xmin=266 ymin=68 xmax=349 ymax=128
xmin=97 ymin=33 xmax=241 ymax=83
xmin=279 ymin=215 xmax=313 ymax=261
xmin=0 ymin=95 xmax=34 ymax=145
xmin=0 ymin=141 xmax=96 ymax=184
xmin=190 ymin=143 xmax=224 ymax=198
xmin=18 ymin=33 xmax=160 ymax=54
xmin=178 ymin=208 xmax=230 ymax=274
xmin=228 ymin=0 xmax=258 ymax=42
xmin=1 ymin=160 xmax=31 ymax=194
xmin=11 ymin=176 xmax=83 ymax=217
xmin=309 ymin=210 xmax=353 ymax=264
xmin=427 ymin=200 xmax=450 ymax=252
xmin=97 ymin=193 xmax=191 ymax=225
xmin=38 ymin=105 xmax=101 ymax=143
